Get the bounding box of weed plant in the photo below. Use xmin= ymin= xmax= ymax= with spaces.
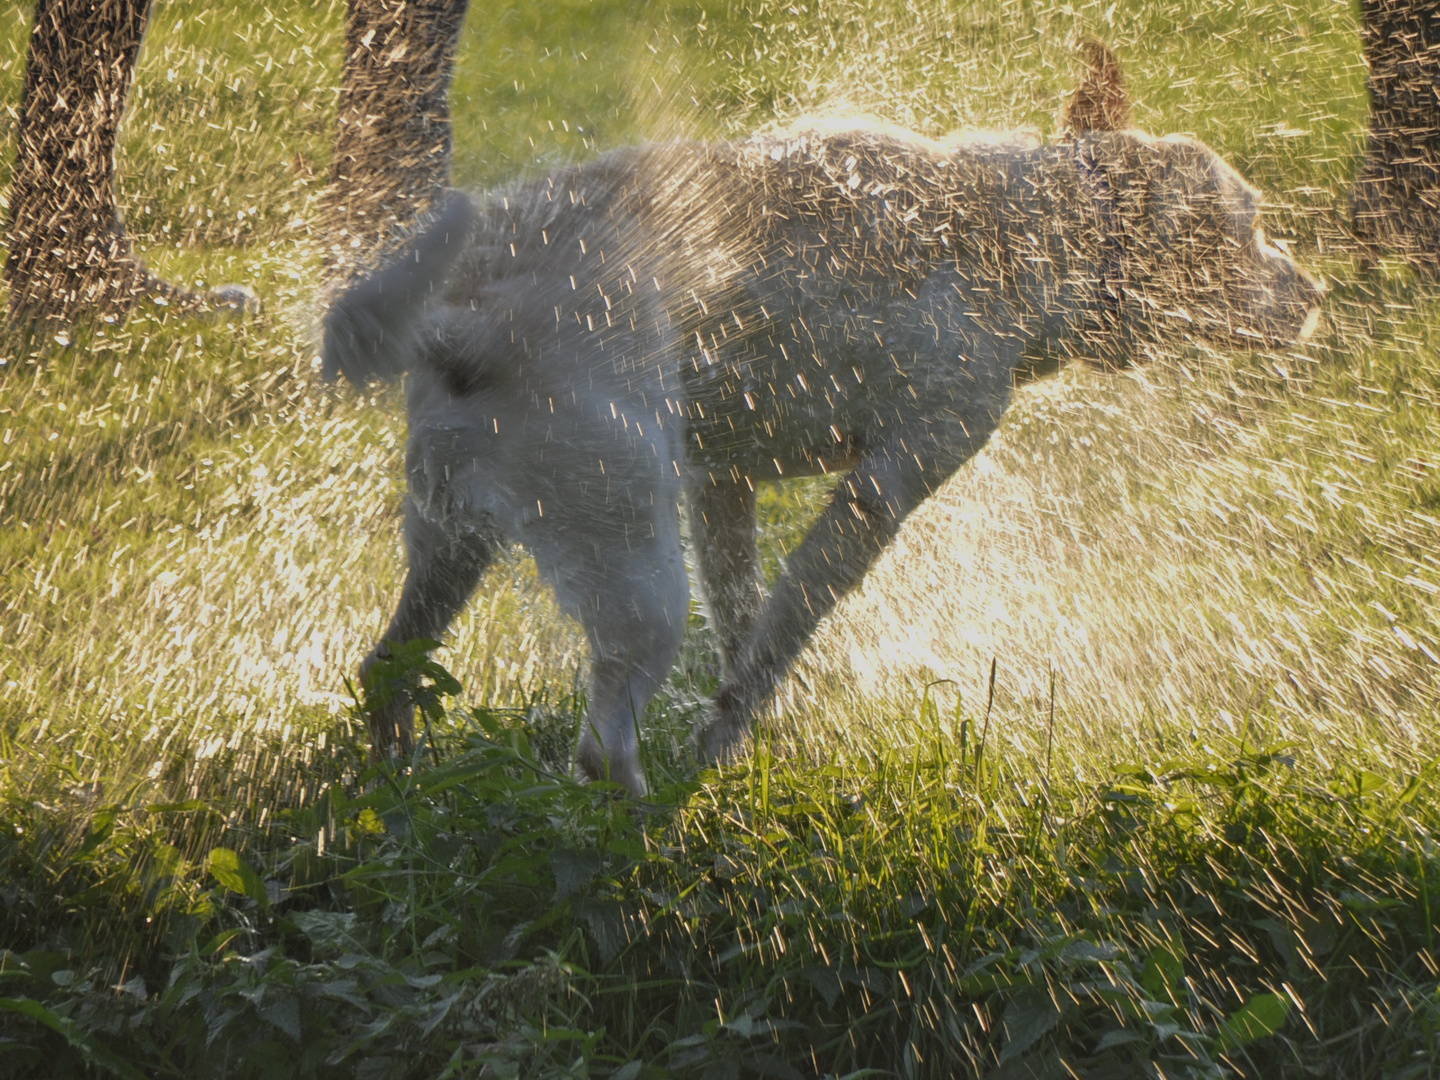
xmin=2 ymin=660 xmax=1438 ymax=1078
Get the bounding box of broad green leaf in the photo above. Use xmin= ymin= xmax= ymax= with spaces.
xmin=1398 ymin=775 xmax=1424 ymax=806
xmin=293 ymin=910 xmax=365 ymax=954
xmin=259 ymin=993 xmax=302 ymax=1042
xmin=201 ymin=928 xmax=243 ymax=956
xmin=1142 ymin=940 xmax=1185 ymax=1002
xmin=1094 ymin=1028 xmax=1144 ymax=1052
xmin=1218 ymin=992 xmax=1289 ymax=1049
xmin=206 ymin=847 xmax=268 ymax=905
xmin=552 ymin=848 xmax=603 ymax=900
xmin=999 ymin=989 xmax=1063 ymax=1062
xmin=802 ymin=964 xmax=842 ymax=1008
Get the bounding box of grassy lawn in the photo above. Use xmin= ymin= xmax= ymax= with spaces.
xmin=1 ymin=0 xmax=1438 ymax=1076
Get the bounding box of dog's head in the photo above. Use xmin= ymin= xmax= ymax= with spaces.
xmin=1105 ymin=132 xmax=1324 ymax=352
xmin=1062 ymin=44 xmax=1324 ymax=361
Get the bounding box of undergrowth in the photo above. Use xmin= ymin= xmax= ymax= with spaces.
xmin=2 ymin=659 xmax=1436 ymax=1079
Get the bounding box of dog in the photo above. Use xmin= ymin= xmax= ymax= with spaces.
xmin=323 ymin=45 xmax=1323 ymax=795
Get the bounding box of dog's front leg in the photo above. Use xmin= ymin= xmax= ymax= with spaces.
xmin=692 ymin=449 xmax=921 ymax=762
xmin=694 ymin=426 xmax=996 ymax=762
xmin=362 ymin=501 xmax=497 ymax=759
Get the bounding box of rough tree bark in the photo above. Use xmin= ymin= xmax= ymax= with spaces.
xmin=320 ymin=0 xmax=471 ymax=290
xmin=1 ymin=0 xmax=249 ymax=325
xmin=1353 ymin=0 xmax=1440 ymax=270
xmin=3 ymin=0 xmax=471 ymax=327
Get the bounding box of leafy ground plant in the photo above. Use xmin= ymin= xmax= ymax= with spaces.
xmin=2 ymin=655 xmax=1437 ymax=1078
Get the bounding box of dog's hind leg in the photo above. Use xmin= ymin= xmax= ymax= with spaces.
xmin=362 ymin=502 xmax=497 ymax=758
xmin=688 ymin=474 xmax=764 ymax=679
xmin=542 ymin=502 xmax=689 ymax=798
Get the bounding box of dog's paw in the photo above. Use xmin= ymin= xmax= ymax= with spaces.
xmin=689 ymin=702 xmax=753 ymax=765
xmin=573 ymin=734 xmax=648 ymax=798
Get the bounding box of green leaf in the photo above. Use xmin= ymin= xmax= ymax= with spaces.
xmin=145 ymin=799 xmax=210 ymax=814
xmin=574 ymin=897 xmax=627 ymax=964
xmin=1141 ymin=940 xmax=1185 ymax=1003
xmin=206 ymin=847 xmax=268 ymax=905
xmin=999 ymin=989 xmax=1063 ymax=1062
xmin=801 ymin=964 xmax=842 ymax=1008
xmin=293 ymin=910 xmax=365 ymax=954
xmin=201 ymin=928 xmax=243 ymax=956
xmin=1060 ymin=939 xmax=1121 ymax=964
xmin=959 ymin=970 xmax=1026 ymax=995
xmin=552 ymin=848 xmax=603 ymax=901
xmin=1331 ymin=769 xmax=1387 ymax=799
xmin=1354 ymin=770 xmax=1386 ymax=795
xmin=1218 ymin=992 xmax=1289 ymax=1049
xmin=75 ymin=809 xmax=118 ymax=856
xmin=1094 ymin=1028 xmax=1144 ymax=1052
xmin=0 ymin=997 xmax=149 ymax=1080
xmin=259 ymin=992 xmax=302 ymax=1042
xmin=360 ymin=638 xmax=461 ymax=719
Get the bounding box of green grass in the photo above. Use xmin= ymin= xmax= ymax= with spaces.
xmin=1 ymin=0 xmax=1439 ymax=1075
xmin=3 ymin=676 xmax=1437 ymax=1078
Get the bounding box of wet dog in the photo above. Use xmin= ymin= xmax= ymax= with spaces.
xmin=324 ymin=46 xmax=1323 ymax=794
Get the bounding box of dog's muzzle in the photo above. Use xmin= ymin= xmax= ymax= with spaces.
xmin=1244 ymin=244 xmax=1326 ymax=347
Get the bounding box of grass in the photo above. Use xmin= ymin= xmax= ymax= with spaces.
xmin=3 ymin=674 xmax=1437 ymax=1078
xmin=1 ymin=0 xmax=1438 ymax=1075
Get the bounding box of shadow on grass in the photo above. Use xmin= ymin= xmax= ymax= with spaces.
xmin=1 ymin=652 xmax=1436 ymax=1079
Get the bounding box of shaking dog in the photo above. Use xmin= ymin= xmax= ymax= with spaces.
xmin=324 ymin=45 xmax=1322 ymax=794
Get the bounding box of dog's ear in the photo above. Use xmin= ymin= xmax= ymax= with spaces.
xmin=1060 ymin=40 xmax=1132 ymax=134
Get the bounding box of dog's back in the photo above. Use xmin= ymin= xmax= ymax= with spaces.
xmin=323 ymin=129 xmax=1087 ymax=401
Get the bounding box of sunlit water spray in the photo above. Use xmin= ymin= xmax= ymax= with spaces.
xmin=3 ymin=0 xmax=1437 ymax=804
xmin=782 ymin=327 xmax=1440 ymax=763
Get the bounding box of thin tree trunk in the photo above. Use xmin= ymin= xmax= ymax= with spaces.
xmin=1352 ymin=0 xmax=1440 ymax=269
xmin=321 ymin=0 xmax=471 ymax=289
xmin=3 ymin=0 xmax=206 ymax=324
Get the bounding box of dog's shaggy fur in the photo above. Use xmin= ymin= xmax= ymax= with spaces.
xmin=325 ymin=47 xmax=1322 ymax=794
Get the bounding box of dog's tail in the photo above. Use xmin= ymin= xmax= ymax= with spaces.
xmin=321 ymin=191 xmax=477 ymax=386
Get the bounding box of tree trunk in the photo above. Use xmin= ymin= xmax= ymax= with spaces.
xmin=1352 ymin=0 xmax=1440 ymax=269
xmin=3 ymin=0 xmax=202 ymax=324
xmin=321 ymin=0 xmax=471 ymax=290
